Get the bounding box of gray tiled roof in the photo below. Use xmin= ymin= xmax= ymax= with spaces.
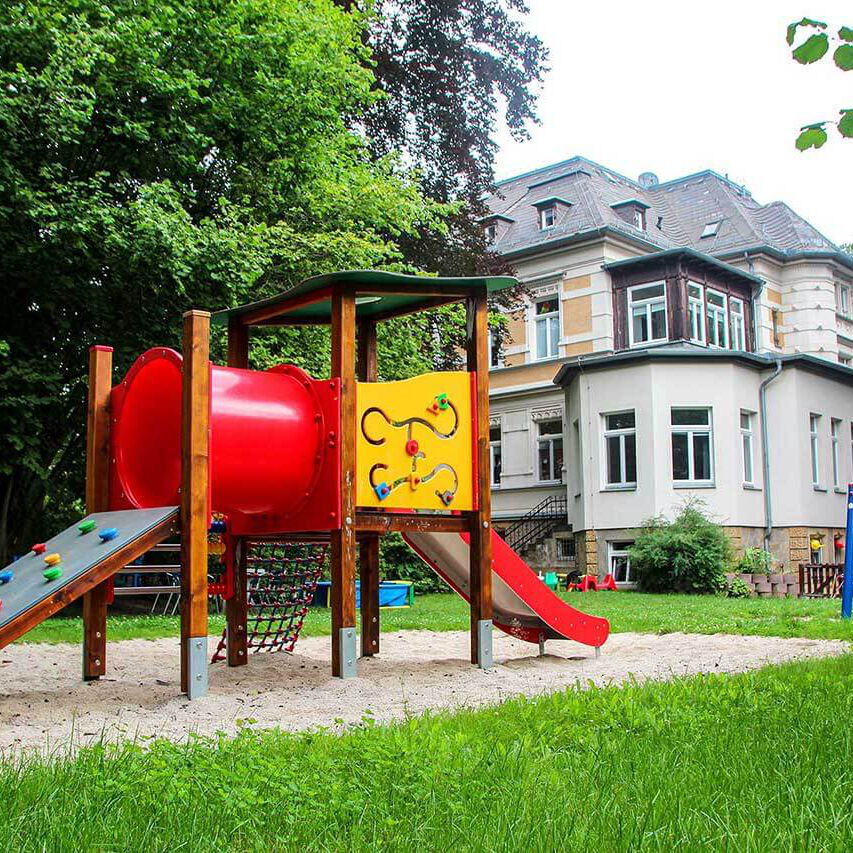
xmin=485 ymin=156 xmax=844 ymax=262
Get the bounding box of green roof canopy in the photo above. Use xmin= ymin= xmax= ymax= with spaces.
xmin=213 ymin=269 xmax=518 ymax=326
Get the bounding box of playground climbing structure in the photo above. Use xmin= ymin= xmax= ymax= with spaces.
xmin=0 ymin=269 xmax=611 ymax=700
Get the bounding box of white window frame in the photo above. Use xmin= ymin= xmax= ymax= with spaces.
xmin=627 ymin=281 xmax=668 ymax=347
xmin=489 ymin=422 xmax=502 ymax=487
xmin=532 ymin=294 xmax=560 ymax=360
xmin=730 ymin=297 xmax=746 ymax=351
xmin=633 ymin=207 xmax=646 ymax=230
xmin=705 ymin=289 xmax=729 ymax=349
xmin=555 ymin=537 xmax=575 ymax=562
xmin=602 ymin=410 xmax=637 ymax=490
xmin=740 ymin=410 xmax=755 ymax=486
xmin=539 ymin=205 xmax=556 ymax=229
xmin=488 ymin=327 xmax=502 ymax=368
xmin=607 ymin=541 xmax=634 ymax=584
xmin=831 ymin=418 xmax=842 ymax=489
xmin=839 ymin=284 xmax=850 ymax=316
xmin=671 ymin=407 xmax=714 ymax=485
xmin=810 ymin=413 xmax=821 ymax=487
xmin=484 ymin=223 xmax=496 ymax=244
xmin=688 ymin=282 xmax=705 ymax=344
xmin=536 ymin=419 xmax=564 ymax=483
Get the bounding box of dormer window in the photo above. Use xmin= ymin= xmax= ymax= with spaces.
xmin=484 ymin=223 xmax=497 ymax=243
xmin=610 ymin=199 xmax=651 ymax=232
xmin=477 ymin=212 xmax=514 ymax=244
xmin=532 ymin=196 xmax=572 ymax=231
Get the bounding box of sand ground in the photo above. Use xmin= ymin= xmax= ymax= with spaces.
xmin=0 ymin=630 xmax=847 ymax=754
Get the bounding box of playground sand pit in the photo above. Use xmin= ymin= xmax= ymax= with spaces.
xmin=0 ymin=629 xmax=847 ymax=754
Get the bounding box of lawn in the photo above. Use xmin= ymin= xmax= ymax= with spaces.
xmin=0 ymin=653 xmax=851 ymax=850
xmin=16 ymin=589 xmax=853 ymax=644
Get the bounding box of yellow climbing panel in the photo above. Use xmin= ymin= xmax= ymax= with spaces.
xmin=356 ymin=372 xmax=475 ymax=511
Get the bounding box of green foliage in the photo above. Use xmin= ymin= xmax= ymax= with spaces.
xmin=1 ymin=655 xmax=852 ymax=850
xmin=0 ymin=0 xmax=457 ymax=560
xmin=736 ymin=547 xmax=773 ymax=576
xmin=629 ymin=505 xmax=731 ymax=594
xmin=722 ymin=576 xmax=753 ymax=599
xmin=787 ymin=17 xmax=853 ymax=148
xmin=378 ymin=532 xmax=449 ymax=594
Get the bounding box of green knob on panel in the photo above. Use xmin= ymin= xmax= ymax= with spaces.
xmin=78 ymin=519 xmax=97 ymax=534
xmin=43 ymin=567 xmax=63 ymax=582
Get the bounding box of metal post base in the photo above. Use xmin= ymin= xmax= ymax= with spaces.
xmin=595 ymin=645 xmax=602 ymax=659
xmin=339 ymin=627 xmax=357 ymax=679
xmin=538 ymin=635 xmax=545 ymax=657
xmin=185 ymin=636 xmax=209 ymax=700
xmin=477 ymin=619 xmax=493 ymax=670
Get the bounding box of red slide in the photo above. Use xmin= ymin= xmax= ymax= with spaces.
xmin=403 ymin=529 xmax=610 ymax=648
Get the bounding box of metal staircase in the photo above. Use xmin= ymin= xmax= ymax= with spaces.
xmin=503 ymin=494 xmax=568 ymax=554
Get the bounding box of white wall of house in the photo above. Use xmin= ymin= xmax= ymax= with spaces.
xmin=564 ymin=359 xmax=853 ymax=535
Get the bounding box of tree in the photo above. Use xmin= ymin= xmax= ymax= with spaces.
xmin=0 ymin=0 xmax=452 ymax=561
xmin=787 ymin=17 xmax=853 ymax=150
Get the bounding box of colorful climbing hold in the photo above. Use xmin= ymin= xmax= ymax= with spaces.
xmin=31 ymin=543 xmax=46 ymax=555
xmin=98 ymin=527 xmax=118 ymax=542
xmin=43 ymin=567 xmax=63 ymax=582
xmin=209 ymin=519 xmax=227 ymax=533
xmin=405 ymin=439 xmax=419 ymax=456
xmin=439 ymin=490 xmax=454 ymax=506
xmin=44 ymin=553 xmax=61 ymax=566
xmin=436 ymin=393 xmax=449 ymax=410
xmin=408 ymin=474 xmax=421 ymax=490
xmin=374 ymin=481 xmax=391 ymax=500
xmin=78 ymin=519 xmax=97 ymax=534
xmin=0 ymin=570 xmax=13 ymax=585
xmin=426 ymin=402 xmax=440 ymax=416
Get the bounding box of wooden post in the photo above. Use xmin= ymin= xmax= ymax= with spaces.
xmin=225 ymin=318 xmax=249 ymax=666
xmin=180 ymin=310 xmax=211 ymax=698
xmin=357 ymin=317 xmax=381 ymax=657
xmin=330 ymin=285 xmax=357 ymax=677
xmin=466 ymin=288 xmax=494 ymax=668
xmin=82 ymin=345 xmax=113 ymax=681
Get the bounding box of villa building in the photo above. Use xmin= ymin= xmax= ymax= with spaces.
xmin=484 ymin=156 xmax=853 ymax=581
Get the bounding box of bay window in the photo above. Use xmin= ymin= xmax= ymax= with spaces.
xmin=628 ymin=282 xmax=667 ymax=346
xmin=671 ymin=408 xmax=714 ymax=484
xmin=603 ymin=411 xmax=637 ymax=488
xmin=730 ymin=298 xmax=746 ymax=350
xmin=688 ymin=283 xmax=705 ymax=343
xmin=706 ymin=290 xmax=728 ymax=348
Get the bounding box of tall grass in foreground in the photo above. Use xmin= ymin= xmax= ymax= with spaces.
xmin=1 ymin=655 xmax=851 ymax=851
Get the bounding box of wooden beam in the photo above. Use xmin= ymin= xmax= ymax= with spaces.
xmin=359 ymin=536 xmax=380 ymax=657
xmin=330 ymin=285 xmax=357 ymax=677
xmin=0 ymin=513 xmax=177 ymax=651
xmin=180 ymin=310 xmax=211 ymax=697
xmin=82 ymin=345 xmax=113 ymax=681
xmin=355 ymin=512 xmax=469 ymax=534
xmin=238 ymin=286 xmax=333 ymax=327
xmin=466 ymin=288 xmax=493 ymax=667
xmin=356 ymin=317 xmax=380 ymax=658
xmin=225 ymin=318 xmax=249 ymax=667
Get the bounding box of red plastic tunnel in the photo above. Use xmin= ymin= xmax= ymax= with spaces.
xmin=109 ymin=348 xmax=341 ymax=534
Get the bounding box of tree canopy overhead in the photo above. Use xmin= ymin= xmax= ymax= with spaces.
xmin=0 ymin=0 xmax=455 ymax=560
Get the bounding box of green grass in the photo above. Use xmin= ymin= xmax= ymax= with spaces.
xmin=1 ymin=654 xmax=851 ymax=850
xmin=17 ymin=589 xmax=853 ymax=645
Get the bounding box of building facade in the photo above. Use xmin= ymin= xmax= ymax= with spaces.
xmin=484 ymin=156 xmax=853 ymax=578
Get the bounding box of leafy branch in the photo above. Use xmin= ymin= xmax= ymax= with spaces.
xmin=787 ymin=17 xmax=853 ymax=149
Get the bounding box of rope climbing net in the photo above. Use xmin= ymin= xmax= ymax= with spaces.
xmin=212 ymin=540 xmax=326 ymax=663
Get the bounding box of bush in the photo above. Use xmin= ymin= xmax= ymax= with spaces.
xmin=630 ymin=505 xmax=731 ymax=593
xmin=722 ymin=576 xmax=753 ymax=599
xmin=380 ymin=532 xmax=449 ymax=594
xmin=736 ymin=547 xmax=772 ymax=576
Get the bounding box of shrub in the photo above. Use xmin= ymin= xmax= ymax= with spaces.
xmin=723 ymin=576 xmax=753 ymax=599
xmin=380 ymin=532 xmax=449 ymax=594
xmin=736 ymin=547 xmax=772 ymax=576
xmin=629 ymin=505 xmax=731 ymax=593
